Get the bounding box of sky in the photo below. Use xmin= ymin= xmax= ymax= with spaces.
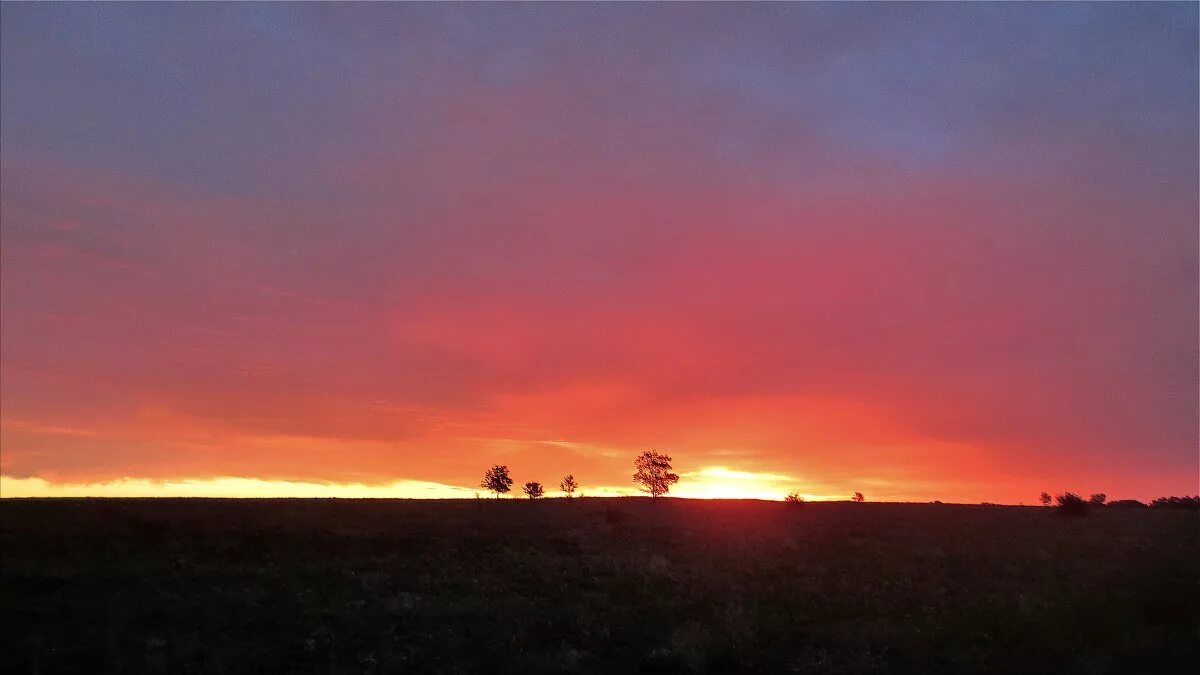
xmin=1 ymin=3 xmax=1197 ymax=503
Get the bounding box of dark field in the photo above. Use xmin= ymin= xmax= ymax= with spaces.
xmin=2 ymin=499 xmax=1197 ymax=674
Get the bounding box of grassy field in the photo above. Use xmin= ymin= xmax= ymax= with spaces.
xmin=2 ymin=498 xmax=1197 ymax=674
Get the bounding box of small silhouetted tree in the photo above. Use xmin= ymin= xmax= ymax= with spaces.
xmin=852 ymin=492 xmax=864 ymax=503
xmin=1055 ymin=492 xmax=1088 ymax=517
xmin=633 ymin=450 xmax=679 ymax=499
xmin=481 ymin=465 xmax=513 ymax=499
xmin=1088 ymin=493 xmax=1107 ymax=506
xmin=523 ymin=481 xmax=544 ymax=500
xmin=785 ymin=491 xmax=805 ymax=505
xmin=1039 ymin=492 xmax=1052 ymax=507
xmin=560 ymin=474 xmax=579 ymax=498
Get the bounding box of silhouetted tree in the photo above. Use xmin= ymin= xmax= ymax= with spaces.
xmin=1150 ymin=495 xmax=1200 ymax=510
xmin=1039 ymin=492 xmax=1052 ymax=507
xmin=523 ymin=481 xmax=544 ymax=500
xmin=560 ymin=474 xmax=579 ymax=498
xmin=633 ymin=450 xmax=679 ymax=499
xmin=852 ymin=492 xmax=864 ymax=503
xmin=480 ymin=465 xmax=513 ymax=499
xmin=1055 ymin=492 xmax=1088 ymax=517
xmin=785 ymin=491 xmax=804 ymax=504
xmin=1088 ymin=493 xmax=1107 ymax=506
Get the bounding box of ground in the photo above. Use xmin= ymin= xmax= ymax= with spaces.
xmin=2 ymin=498 xmax=1197 ymax=674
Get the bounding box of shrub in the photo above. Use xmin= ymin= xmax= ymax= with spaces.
xmin=1055 ymin=492 xmax=1089 ymax=517
xmin=1149 ymin=495 xmax=1200 ymax=510
xmin=522 ymin=481 xmax=544 ymax=500
xmin=852 ymin=492 xmax=864 ymax=503
xmin=1088 ymin=493 xmax=1107 ymax=506
xmin=784 ymin=492 xmax=804 ymax=504
xmin=1108 ymin=499 xmax=1147 ymax=509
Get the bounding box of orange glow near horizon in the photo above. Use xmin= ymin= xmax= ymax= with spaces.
xmin=0 ymin=397 xmax=1193 ymax=504
xmin=0 ymin=385 xmax=1192 ymax=504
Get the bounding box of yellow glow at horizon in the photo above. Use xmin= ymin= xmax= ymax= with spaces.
xmin=672 ymin=466 xmax=800 ymax=500
xmin=0 ymin=466 xmax=832 ymax=501
xmin=0 ymin=476 xmax=478 ymax=499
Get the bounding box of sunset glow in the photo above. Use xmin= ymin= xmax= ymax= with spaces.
xmin=1 ymin=3 xmax=1196 ymax=503
xmin=0 ymin=468 xmax=842 ymax=502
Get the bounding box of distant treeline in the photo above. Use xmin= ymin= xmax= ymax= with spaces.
xmin=1046 ymin=492 xmax=1198 ymax=516
xmin=1108 ymin=496 xmax=1200 ymax=510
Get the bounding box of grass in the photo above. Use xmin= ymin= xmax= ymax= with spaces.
xmin=2 ymin=498 xmax=1197 ymax=674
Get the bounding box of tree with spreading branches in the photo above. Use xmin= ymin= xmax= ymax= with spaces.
xmin=560 ymin=474 xmax=579 ymax=498
xmin=480 ymin=465 xmax=513 ymax=499
xmin=523 ymin=481 xmax=544 ymax=500
xmin=632 ymin=450 xmax=679 ymax=499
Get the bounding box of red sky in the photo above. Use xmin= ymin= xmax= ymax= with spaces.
xmin=1 ymin=4 xmax=1197 ymax=502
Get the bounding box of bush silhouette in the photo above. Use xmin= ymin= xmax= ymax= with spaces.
xmin=1088 ymin=493 xmax=1107 ymax=506
xmin=1039 ymin=492 xmax=1052 ymax=507
xmin=1150 ymin=495 xmax=1200 ymax=510
xmin=522 ymin=481 xmax=544 ymax=500
xmin=1055 ymin=492 xmax=1089 ymax=517
xmin=852 ymin=492 xmax=864 ymax=503
xmin=785 ymin=491 xmax=805 ymax=504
